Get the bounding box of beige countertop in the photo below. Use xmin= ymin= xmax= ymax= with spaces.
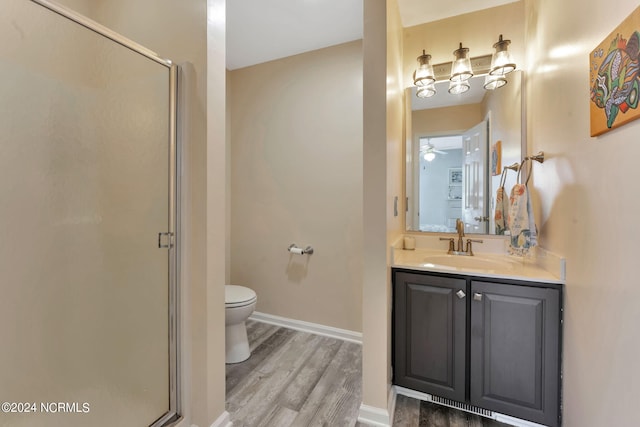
xmin=392 ymin=247 xmax=564 ymax=285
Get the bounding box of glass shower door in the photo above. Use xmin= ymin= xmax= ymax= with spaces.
xmin=0 ymin=1 xmax=177 ymax=426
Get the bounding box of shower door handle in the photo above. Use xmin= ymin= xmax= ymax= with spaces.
xmin=158 ymin=232 xmax=174 ymax=249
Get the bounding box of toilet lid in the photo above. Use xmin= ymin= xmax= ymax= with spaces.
xmin=226 ymin=285 xmax=257 ymax=307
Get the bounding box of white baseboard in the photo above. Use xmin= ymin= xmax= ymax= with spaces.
xmin=494 ymin=413 xmax=548 ymax=427
xmin=394 ymin=385 xmax=431 ymax=402
xmin=386 ymin=386 xmax=397 ymax=426
xmin=208 ymin=411 xmax=232 ymax=427
xmin=356 ymin=387 xmax=396 ymax=427
xmin=249 ymin=312 xmax=362 ymax=344
xmin=393 ymin=386 xmax=547 ymax=427
xmin=357 ymin=403 xmax=391 ymax=427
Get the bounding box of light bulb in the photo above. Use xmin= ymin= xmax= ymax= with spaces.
xmin=484 ymin=73 xmax=507 ymax=90
xmin=450 ymin=43 xmax=473 ymax=82
xmin=413 ymin=50 xmax=435 ymax=87
xmin=489 ymin=35 xmax=516 ymax=76
xmin=448 ymin=80 xmax=470 ymax=95
xmin=416 ymin=83 xmax=436 ymax=98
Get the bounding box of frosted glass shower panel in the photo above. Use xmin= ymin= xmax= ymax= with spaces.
xmin=0 ymin=1 xmax=173 ymax=426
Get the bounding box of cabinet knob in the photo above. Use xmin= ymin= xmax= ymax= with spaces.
xmin=473 ymin=293 xmax=483 ymax=301
xmin=456 ymin=290 xmax=466 ymax=299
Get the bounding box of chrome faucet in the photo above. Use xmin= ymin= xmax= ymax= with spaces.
xmin=439 ymin=218 xmax=483 ymax=256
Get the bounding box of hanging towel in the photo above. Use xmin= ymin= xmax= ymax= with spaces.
xmin=507 ymin=164 xmax=537 ymax=255
xmin=494 ymin=169 xmax=510 ymax=235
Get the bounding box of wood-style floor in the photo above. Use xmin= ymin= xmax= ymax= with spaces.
xmin=226 ymin=320 xmax=362 ymax=427
xmin=225 ymin=320 xmax=513 ymax=427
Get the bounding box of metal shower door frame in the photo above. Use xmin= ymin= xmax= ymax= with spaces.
xmin=29 ymin=1 xmax=181 ymax=425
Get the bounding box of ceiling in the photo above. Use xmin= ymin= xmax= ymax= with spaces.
xmin=420 ymin=135 xmax=462 ymax=151
xmin=226 ymin=0 xmax=520 ymax=70
xmin=226 ymin=0 xmax=363 ymax=70
xmin=397 ymin=0 xmax=520 ymax=28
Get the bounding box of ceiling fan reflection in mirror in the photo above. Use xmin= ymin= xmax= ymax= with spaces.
xmin=419 ymin=137 xmax=448 ymax=162
xmin=420 ymin=143 xmax=447 ymax=161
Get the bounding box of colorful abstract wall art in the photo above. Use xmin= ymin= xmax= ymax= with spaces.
xmin=590 ymin=6 xmax=640 ymax=136
xmin=491 ymin=140 xmax=502 ymax=176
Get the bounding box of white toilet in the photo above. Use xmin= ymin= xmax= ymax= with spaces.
xmin=225 ymin=285 xmax=257 ymax=364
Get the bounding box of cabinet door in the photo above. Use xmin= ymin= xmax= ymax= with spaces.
xmin=470 ymin=281 xmax=560 ymax=427
xmin=394 ymin=272 xmax=467 ymax=401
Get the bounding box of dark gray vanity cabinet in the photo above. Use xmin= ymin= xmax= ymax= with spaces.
xmin=469 ymin=280 xmax=560 ymax=426
xmin=393 ymin=269 xmax=562 ymax=427
xmin=393 ymin=272 xmax=467 ymax=401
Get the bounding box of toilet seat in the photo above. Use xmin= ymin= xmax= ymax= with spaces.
xmin=225 ymin=285 xmax=257 ymax=308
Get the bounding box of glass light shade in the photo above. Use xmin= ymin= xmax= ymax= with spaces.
xmin=483 ymin=73 xmax=507 ymax=90
xmin=450 ymin=43 xmax=473 ymax=82
xmin=448 ymin=79 xmax=470 ymax=95
xmin=416 ymin=82 xmax=436 ymax=98
xmin=489 ymin=35 xmax=516 ymax=76
xmin=424 ymin=151 xmax=436 ymax=162
xmin=413 ymin=50 xmax=435 ymax=86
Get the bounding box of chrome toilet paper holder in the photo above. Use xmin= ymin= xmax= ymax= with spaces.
xmin=288 ymin=243 xmax=314 ymax=255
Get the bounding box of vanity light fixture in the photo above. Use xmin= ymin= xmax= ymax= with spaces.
xmin=412 ymin=35 xmax=516 ymax=98
xmin=448 ymin=79 xmax=470 ymax=94
xmin=489 ymin=34 xmax=516 ymax=76
xmin=413 ymin=50 xmax=435 ymax=87
xmin=450 ymin=43 xmax=473 ymax=82
xmin=416 ymin=82 xmax=436 ymax=98
xmin=483 ymin=73 xmax=507 ymax=90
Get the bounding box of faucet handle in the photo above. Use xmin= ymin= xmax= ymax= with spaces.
xmin=465 ymin=238 xmax=483 ymax=256
xmin=439 ymin=237 xmax=455 ymax=253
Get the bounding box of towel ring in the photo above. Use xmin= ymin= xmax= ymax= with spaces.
xmin=516 ymin=158 xmax=532 ymax=186
xmin=516 ymin=158 xmax=535 ymax=186
xmin=499 ymin=163 xmax=519 ymax=188
xmin=519 ymin=151 xmax=544 ymax=186
xmin=526 ymin=151 xmax=545 ymax=164
xmin=525 ymin=158 xmax=534 ymax=186
xmin=499 ymin=168 xmax=508 ymax=188
xmin=504 ymin=162 xmax=520 ymax=172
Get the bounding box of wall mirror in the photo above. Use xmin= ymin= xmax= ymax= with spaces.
xmin=405 ymin=70 xmax=525 ymax=235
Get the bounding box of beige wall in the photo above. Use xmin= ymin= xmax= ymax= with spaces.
xmin=403 ymin=1 xmax=525 ymax=89
xmin=387 ymin=0 xmax=405 ymax=242
xmin=525 ymin=0 xmax=640 ymax=425
xmin=482 ymin=70 xmax=526 ymax=167
xmin=52 ymin=0 xmax=227 ymax=425
xmin=229 ymin=41 xmax=363 ymax=332
xmin=412 ymin=104 xmax=483 ymax=136
xmin=483 ymin=71 xmax=523 ymax=233
xmin=205 ymin=0 xmax=228 ymax=424
xmin=362 ymin=0 xmax=390 ymax=415
xmin=360 ymin=0 xmax=404 ymax=419
xmin=386 ymin=0 xmax=405 ymax=385
xmin=482 ymin=71 xmax=523 ymax=170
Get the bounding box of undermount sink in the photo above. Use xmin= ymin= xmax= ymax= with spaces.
xmin=422 ymin=254 xmax=517 ymax=271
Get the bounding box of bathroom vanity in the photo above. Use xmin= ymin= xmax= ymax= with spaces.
xmin=392 ymin=246 xmax=563 ymax=427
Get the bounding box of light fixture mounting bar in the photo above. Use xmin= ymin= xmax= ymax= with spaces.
xmin=431 ymin=54 xmax=493 ymax=82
